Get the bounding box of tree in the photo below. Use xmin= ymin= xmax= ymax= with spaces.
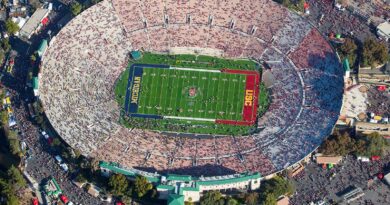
xmin=340 ymin=38 xmax=357 ymax=54
xmin=108 ymin=174 xmax=128 ymax=196
xmin=245 ymin=192 xmax=259 ymax=205
xmin=73 ymin=148 xmax=81 ymax=158
xmin=35 ymin=115 xmax=44 ymax=125
xmin=0 ymin=38 xmax=10 ymax=53
xmin=5 ymin=20 xmax=19 ymax=35
xmin=319 ymin=131 xmax=366 ymax=156
xmin=0 ymin=48 xmax=4 ymax=65
xmin=362 ymin=38 xmax=389 ymax=67
xmin=262 ymin=176 xmax=295 ymax=199
xmin=296 ymin=0 xmax=305 ymax=11
xmin=7 ymin=166 xmax=26 ymax=189
xmin=225 ymin=197 xmax=238 ymax=205
xmin=7 ymin=130 xmax=18 ymax=140
xmin=0 ymin=178 xmax=12 ymax=196
xmin=75 ymin=173 xmax=87 ymax=183
xmin=363 ymin=132 xmax=388 ymax=156
xmin=134 ymin=175 xmax=152 ymax=198
xmin=51 ymin=138 xmax=61 ymax=147
xmin=0 ymin=176 xmax=19 ymax=205
xmin=339 ymin=38 xmax=358 ymax=65
xmin=200 ymin=190 xmax=225 ymax=205
xmin=6 ymin=194 xmax=19 ymax=205
xmin=263 ymin=193 xmax=277 ymax=205
xmin=30 ymin=54 xmax=37 ymax=62
xmin=33 ymin=101 xmax=44 ymax=114
xmin=70 ymin=2 xmax=83 ymax=16
xmin=89 ymin=157 xmax=100 ymax=172
xmin=121 ymin=195 xmax=132 ymax=204
xmin=8 ymin=139 xmax=21 ymax=157
xmin=0 ymin=110 xmax=8 ymax=126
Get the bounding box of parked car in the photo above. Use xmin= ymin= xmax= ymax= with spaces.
xmin=60 ymin=163 xmax=69 ymax=172
xmin=60 ymin=194 xmax=69 ymax=204
xmin=54 ymin=155 xmax=63 ymax=164
xmin=31 ymin=198 xmax=38 ymax=205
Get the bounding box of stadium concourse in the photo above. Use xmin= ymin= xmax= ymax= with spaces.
xmin=39 ymin=0 xmax=344 ymax=177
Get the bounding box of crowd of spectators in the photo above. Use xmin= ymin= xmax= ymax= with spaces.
xmin=305 ymin=0 xmax=375 ymax=42
xmin=366 ymin=86 xmax=390 ymax=117
xmin=40 ymin=0 xmax=343 ymax=177
xmin=3 ymin=78 xmax=101 ymax=203
xmin=291 ymin=154 xmax=390 ymax=204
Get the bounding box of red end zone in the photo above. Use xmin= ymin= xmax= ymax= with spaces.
xmin=216 ymin=69 xmax=260 ymax=126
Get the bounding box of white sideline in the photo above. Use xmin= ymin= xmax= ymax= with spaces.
xmin=164 ymin=116 xmax=216 ymax=122
xmin=170 ymin=67 xmax=221 ymax=73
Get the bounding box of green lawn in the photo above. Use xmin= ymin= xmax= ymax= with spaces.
xmin=258 ymin=83 xmax=270 ymax=116
xmin=138 ymin=52 xmax=258 ymax=70
xmin=114 ymin=52 xmax=266 ymax=135
xmin=137 ymin=68 xmax=247 ymax=120
xmin=115 ymin=68 xmax=129 ymax=106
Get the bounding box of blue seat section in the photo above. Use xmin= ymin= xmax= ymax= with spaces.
xmin=130 ymin=113 xmax=163 ymax=119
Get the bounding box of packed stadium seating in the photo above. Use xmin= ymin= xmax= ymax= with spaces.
xmin=40 ymin=0 xmax=343 ymax=177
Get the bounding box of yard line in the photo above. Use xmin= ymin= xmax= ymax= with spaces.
xmin=204 ymin=71 xmax=210 ymax=119
xmin=234 ymin=75 xmax=242 ymax=120
xmin=160 ymin=69 xmax=168 ymax=114
xmin=235 ymin=75 xmax=244 ymax=120
xmin=216 ymin=74 xmax=224 ymax=118
xmin=155 ymin=69 xmax=163 ymax=114
xmin=193 ymin=71 xmax=201 ymax=118
xmin=166 ymin=69 xmax=174 ymax=114
xmin=176 ymin=71 xmax=184 ymax=116
xmin=222 ymin=73 xmax=230 ymax=119
xmin=198 ymin=71 xmax=206 ymax=118
xmin=212 ymin=72 xmax=219 ymax=119
xmin=227 ymin=74 xmax=235 ymax=120
xmin=238 ymin=75 xmax=246 ymax=117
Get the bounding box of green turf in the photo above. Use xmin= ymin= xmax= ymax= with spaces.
xmin=258 ymin=83 xmax=270 ymax=116
xmin=136 ymin=68 xmax=247 ymax=120
xmin=136 ymin=52 xmax=258 ymax=70
xmin=114 ymin=52 xmax=266 ymax=135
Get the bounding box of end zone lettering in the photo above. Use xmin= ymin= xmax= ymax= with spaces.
xmin=244 ymin=90 xmax=253 ymax=106
xmin=131 ymin=77 xmax=142 ymax=104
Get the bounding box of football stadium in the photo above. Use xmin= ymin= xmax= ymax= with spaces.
xmin=39 ymin=0 xmax=344 ymax=194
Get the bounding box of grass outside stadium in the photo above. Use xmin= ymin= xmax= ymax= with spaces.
xmin=115 ymin=52 xmax=270 ymax=135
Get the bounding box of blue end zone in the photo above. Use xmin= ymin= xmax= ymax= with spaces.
xmin=124 ymin=67 xmax=135 ymax=113
xmin=130 ymin=113 xmax=163 ymax=119
xmin=124 ymin=63 xmax=169 ymax=118
xmin=132 ymin=63 xmax=170 ymax=69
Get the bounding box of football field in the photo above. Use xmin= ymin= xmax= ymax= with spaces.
xmin=137 ymin=67 xmax=247 ymax=120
